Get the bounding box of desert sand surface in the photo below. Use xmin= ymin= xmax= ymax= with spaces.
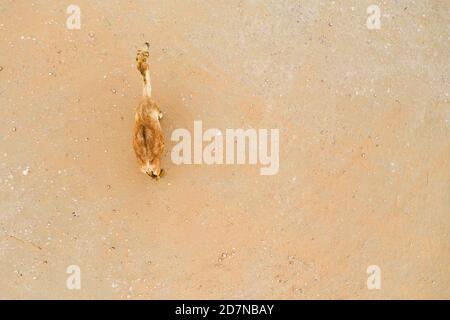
xmin=0 ymin=0 xmax=449 ymax=299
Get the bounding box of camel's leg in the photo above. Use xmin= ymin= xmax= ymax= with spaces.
xmin=150 ymin=158 xmax=163 ymax=179
xmin=140 ymin=161 xmax=155 ymax=177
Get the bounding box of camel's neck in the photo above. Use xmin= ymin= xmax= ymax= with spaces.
xmin=142 ymin=69 xmax=152 ymax=97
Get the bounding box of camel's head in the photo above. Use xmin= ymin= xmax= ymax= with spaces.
xmin=136 ymin=42 xmax=150 ymax=77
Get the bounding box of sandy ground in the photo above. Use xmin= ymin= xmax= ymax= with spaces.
xmin=0 ymin=0 xmax=449 ymax=299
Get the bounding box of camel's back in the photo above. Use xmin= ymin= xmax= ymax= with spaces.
xmin=133 ymin=97 xmax=164 ymax=163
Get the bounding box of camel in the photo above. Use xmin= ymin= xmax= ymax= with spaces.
xmin=133 ymin=42 xmax=165 ymax=179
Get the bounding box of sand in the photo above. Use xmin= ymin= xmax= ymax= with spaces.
xmin=0 ymin=0 xmax=448 ymax=299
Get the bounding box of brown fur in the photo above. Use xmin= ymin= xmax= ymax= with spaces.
xmin=133 ymin=43 xmax=165 ymax=179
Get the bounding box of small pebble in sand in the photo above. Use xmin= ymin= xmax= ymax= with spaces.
xmin=88 ymin=32 xmax=95 ymax=38
xmin=111 ymin=89 xmax=117 ymax=94
xmin=12 ymin=127 xmax=17 ymax=132
xmin=0 ymin=66 xmax=3 ymax=72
